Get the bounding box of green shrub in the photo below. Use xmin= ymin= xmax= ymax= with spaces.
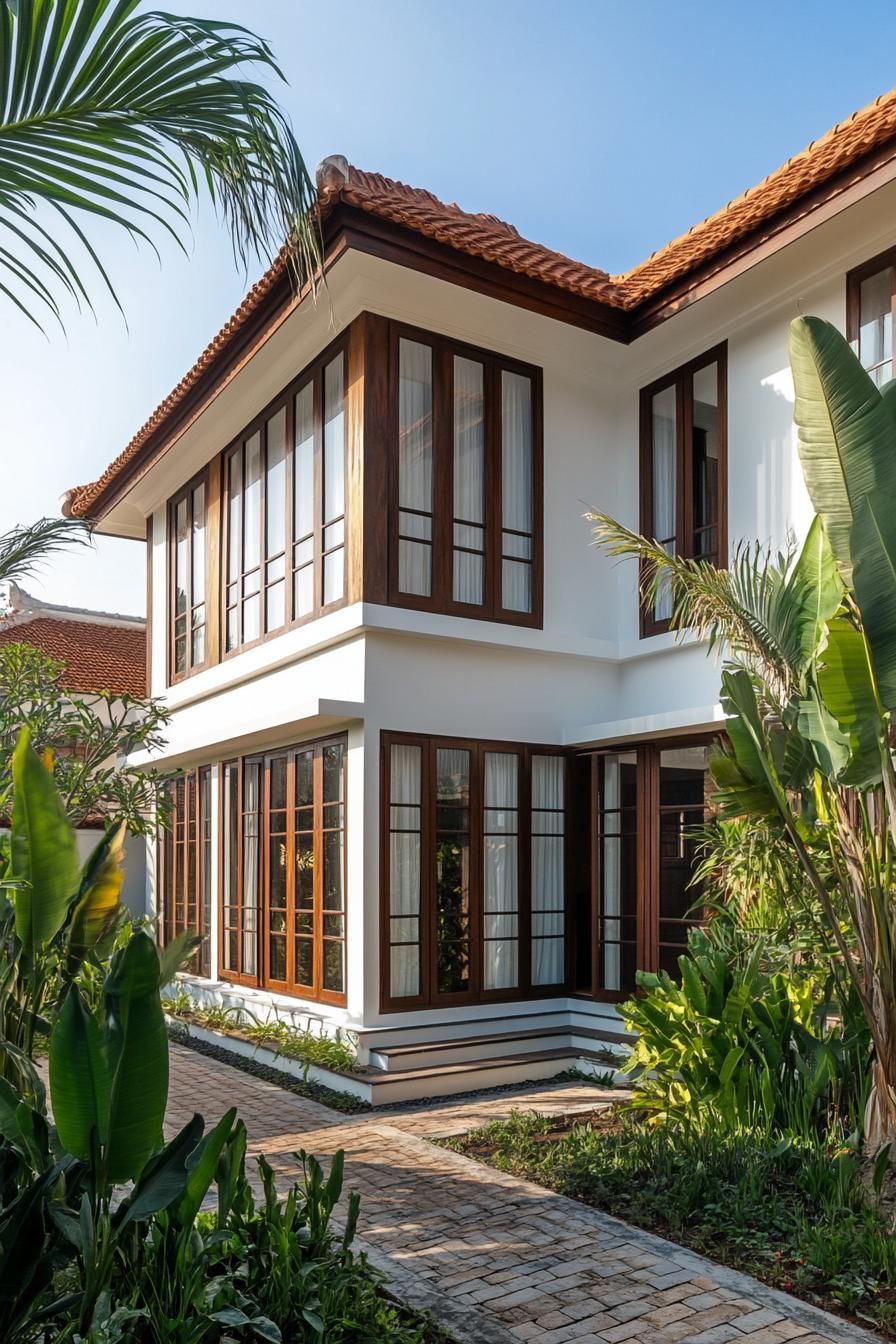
xmin=161 ymin=994 xmax=360 ymax=1073
xmin=620 ymin=926 xmax=869 ymax=1139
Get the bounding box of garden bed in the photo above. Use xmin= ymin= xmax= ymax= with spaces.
xmin=444 ymin=1106 xmax=896 ymax=1339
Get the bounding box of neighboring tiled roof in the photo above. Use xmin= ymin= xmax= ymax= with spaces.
xmin=0 ymin=596 xmax=146 ymax=697
xmin=66 ymin=84 xmax=896 ymax=520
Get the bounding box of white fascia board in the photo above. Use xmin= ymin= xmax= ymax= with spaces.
xmin=566 ymin=702 xmax=726 ymax=748
xmin=128 ymin=697 xmax=364 ymax=771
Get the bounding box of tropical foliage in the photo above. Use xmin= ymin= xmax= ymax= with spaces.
xmin=0 ymin=0 xmax=319 ymax=332
xmin=0 ymin=733 xmax=431 ymax=1342
xmin=591 ymin=315 xmax=896 ymax=1150
xmin=0 ymin=641 xmax=170 ymax=830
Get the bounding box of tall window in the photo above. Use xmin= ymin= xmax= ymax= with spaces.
xmin=640 ymin=346 xmax=727 ymax=635
xmin=392 ymin=325 xmax=542 ymax=625
xmin=220 ymin=737 xmax=347 ymax=1003
xmin=848 ymin=250 xmax=896 ymax=386
xmin=169 ymin=473 xmax=207 ymax=680
xmin=382 ymin=734 xmax=566 ymax=1010
xmin=223 ymin=344 xmax=346 ymax=654
xmin=159 ymin=767 xmax=212 ymax=976
xmin=590 ymin=740 xmax=714 ymax=995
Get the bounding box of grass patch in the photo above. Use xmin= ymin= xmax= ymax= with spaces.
xmin=444 ymin=1108 xmax=896 ymax=1337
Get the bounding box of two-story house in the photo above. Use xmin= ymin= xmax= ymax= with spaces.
xmin=64 ymin=85 xmax=896 ymax=1100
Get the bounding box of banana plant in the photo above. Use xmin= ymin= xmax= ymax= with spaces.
xmin=591 ymin=315 xmax=896 ymax=1151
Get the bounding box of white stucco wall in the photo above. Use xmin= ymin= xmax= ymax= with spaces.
xmin=123 ymin=181 xmax=896 ymax=1029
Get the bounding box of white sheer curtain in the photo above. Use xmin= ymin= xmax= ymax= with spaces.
xmin=501 ymin=372 xmax=533 ymax=613
xmin=601 ymin=757 xmax=622 ymax=991
xmin=531 ymin=756 xmax=565 ymax=986
xmin=389 ymin=744 xmax=422 ymax=998
xmin=651 ymin=386 xmax=676 ymax=621
xmin=453 ymin=356 xmax=485 ymax=605
xmin=398 ymin=340 xmax=433 ymax=596
xmin=483 ymin=752 xmax=519 ymax=991
xmin=242 ymin=762 xmax=260 ymax=977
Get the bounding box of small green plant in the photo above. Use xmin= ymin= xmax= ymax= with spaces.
xmin=163 ymin=992 xmax=360 ymax=1073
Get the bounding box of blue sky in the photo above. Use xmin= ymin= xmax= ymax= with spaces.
xmin=6 ymin=0 xmax=896 ymax=615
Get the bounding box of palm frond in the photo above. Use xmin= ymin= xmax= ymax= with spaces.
xmin=0 ymin=0 xmax=320 ymax=331
xmin=0 ymin=516 xmax=90 ymax=584
xmin=588 ymin=510 xmax=804 ymax=703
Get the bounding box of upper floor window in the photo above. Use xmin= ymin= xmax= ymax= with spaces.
xmin=169 ymin=472 xmax=207 ymax=680
xmin=390 ymin=325 xmax=542 ymax=626
xmin=224 ymin=345 xmax=346 ymax=653
xmin=848 ymin=250 xmax=896 ymax=386
xmin=639 ymin=344 xmax=727 ymax=636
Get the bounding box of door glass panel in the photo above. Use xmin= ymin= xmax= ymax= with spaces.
xmin=597 ymin=751 xmax=637 ymax=992
xmin=435 ymin=748 xmax=470 ymax=994
xmin=389 ymin=743 xmax=422 ymax=999
xmin=531 ymin=755 xmax=565 ymax=986
xmin=658 ymin=744 xmax=712 ymax=974
xmin=483 ymin=752 xmax=519 ymax=990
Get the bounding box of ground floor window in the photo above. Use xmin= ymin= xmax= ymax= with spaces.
xmin=382 ymin=733 xmax=568 ymax=1009
xmin=586 ymin=738 xmax=715 ymax=996
xmin=159 ymin=766 xmax=212 ymax=975
xmin=221 ymin=736 xmax=347 ymax=1004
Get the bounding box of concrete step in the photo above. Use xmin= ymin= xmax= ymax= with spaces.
xmin=369 ymin=1024 xmax=631 ymax=1072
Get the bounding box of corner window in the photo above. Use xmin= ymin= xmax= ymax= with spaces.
xmin=391 ymin=326 xmax=542 ymax=625
xmin=382 ymin=734 xmax=566 ymax=1010
xmin=224 ymin=347 xmax=346 ymax=654
xmin=639 ymin=345 xmax=727 ymax=635
xmin=848 ymin=250 xmax=895 ymax=386
xmin=168 ymin=472 xmax=207 ymax=679
xmin=220 ymin=737 xmax=347 ymax=1004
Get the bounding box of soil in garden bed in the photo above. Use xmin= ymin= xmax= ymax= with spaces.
xmin=444 ymin=1106 xmax=896 ymax=1341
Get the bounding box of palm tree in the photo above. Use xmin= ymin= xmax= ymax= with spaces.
xmin=591 ymin=317 xmax=896 ymax=1150
xmin=0 ymin=0 xmax=319 ymax=578
xmin=0 ymin=0 xmax=318 ymax=332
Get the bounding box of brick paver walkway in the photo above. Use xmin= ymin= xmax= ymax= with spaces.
xmin=167 ymin=1044 xmax=881 ymax=1344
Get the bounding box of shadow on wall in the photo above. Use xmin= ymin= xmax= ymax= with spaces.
xmin=747 ymin=369 xmax=806 ymax=552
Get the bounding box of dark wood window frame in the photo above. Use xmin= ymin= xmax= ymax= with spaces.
xmin=581 ymin=734 xmax=717 ymax=1002
xmin=159 ymin=766 xmax=212 ymax=976
xmin=639 ymin=343 xmax=728 ymax=638
xmin=167 ymin=469 xmax=210 ymax=683
xmin=847 ymin=247 xmax=896 ymax=385
xmin=380 ymin=731 xmax=570 ymax=1013
xmin=219 ymin=735 xmax=348 ymax=1007
xmin=222 ymin=332 xmax=348 ymax=660
xmin=387 ymin=322 xmax=544 ymax=628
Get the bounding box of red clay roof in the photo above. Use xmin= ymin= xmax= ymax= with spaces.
xmin=66 ymin=84 xmax=896 ymax=521
xmin=0 ymin=616 xmax=146 ymax=697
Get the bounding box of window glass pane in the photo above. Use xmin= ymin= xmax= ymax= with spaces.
xmin=324 ymin=550 xmax=344 ymax=606
xmin=436 ymin=748 xmax=470 ymax=994
xmin=324 ymin=354 xmax=345 ymax=525
xmin=597 ymin=751 xmax=638 ymax=993
xmin=454 ymin=358 xmax=485 ymax=523
xmin=243 ymin=432 xmax=261 ymax=573
xmin=399 ymin=340 xmax=433 ymax=596
xmin=531 ymin=756 xmax=565 ymax=986
xmin=294 ymin=566 xmax=314 ymax=619
xmin=191 ymin=483 xmax=205 ymax=616
xmin=174 ymin=497 xmax=188 ymax=615
xmin=651 ymin=383 xmax=677 ymax=621
xmin=227 ymin=450 xmax=242 ymax=626
xmin=501 ymin=371 xmax=533 ymax=534
xmin=483 ymin=753 xmax=519 ymax=991
xmin=294 ymin=383 xmax=314 ymax=541
xmin=241 ymin=761 xmax=261 ymax=978
xmin=658 ymin=744 xmax=712 ymax=974
xmin=265 ymin=408 xmax=287 ymax=562
xmin=389 ymin=743 xmax=421 ymax=998
xmin=859 ymin=268 xmax=893 ymax=386
xmin=692 ymin=364 xmax=719 ymax=561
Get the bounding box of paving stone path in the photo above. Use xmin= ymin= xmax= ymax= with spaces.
xmin=166 ymin=1044 xmax=881 ymax=1344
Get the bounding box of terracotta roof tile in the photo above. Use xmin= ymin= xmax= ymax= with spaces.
xmin=66 ymin=84 xmax=896 ymax=520
xmin=0 ymin=617 xmax=146 ymax=697
xmin=615 ymin=86 xmax=896 ymax=303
